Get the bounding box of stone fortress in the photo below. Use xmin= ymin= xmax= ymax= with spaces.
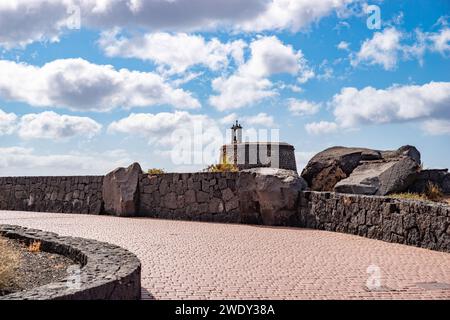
xmin=220 ymin=120 xmax=297 ymax=171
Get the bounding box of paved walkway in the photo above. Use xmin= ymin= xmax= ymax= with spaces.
xmin=1 ymin=210 xmax=449 ymax=300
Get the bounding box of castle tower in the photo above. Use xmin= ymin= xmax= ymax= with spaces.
xmin=231 ymin=120 xmax=242 ymax=144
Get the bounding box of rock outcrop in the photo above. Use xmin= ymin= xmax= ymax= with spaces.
xmin=334 ymin=157 xmax=419 ymax=195
xmin=102 ymin=163 xmax=142 ymax=217
xmin=408 ymin=169 xmax=450 ymax=194
xmin=237 ymin=168 xmax=308 ymax=225
xmin=301 ymin=145 xmax=421 ymax=195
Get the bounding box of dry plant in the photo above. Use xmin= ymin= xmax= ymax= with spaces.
xmin=147 ymin=168 xmax=165 ymax=174
xmin=28 ymin=240 xmax=41 ymax=253
xmin=0 ymin=237 xmax=20 ymax=290
xmin=206 ymin=157 xmax=238 ymax=173
xmin=424 ymin=182 xmax=443 ymax=202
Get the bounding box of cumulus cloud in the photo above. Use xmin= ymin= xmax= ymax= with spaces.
xmin=0 ymin=0 xmax=73 ymax=49
xmin=352 ymin=27 xmax=402 ymax=70
xmin=0 ymin=108 xmax=17 ymax=135
xmin=238 ymin=0 xmax=355 ymax=32
xmin=0 ymin=0 xmax=356 ymax=49
xmin=308 ymin=81 xmax=450 ymax=135
xmin=0 ymin=146 xmax=133 ymax=176
xmin=332 ymin=82 xmax=450 ymax=128
xmin=351 ymin=23 xmax=450 ymax=70
xmin=99 ymin=31 xmax=246 ymax=74
xmin=108 ymin=111 xmax=226 ymax=166
xmin=108 ymin=111 xmax=221 ymax=146
xmin=288 ymin=99 xmax=320 ymax=116
xmin=0 ymin=58 xmax=200 ymax=111
xmin=18 ymin=111 xmax=102 ymax=140
xmin=305 ymin=121 xmax=338 ymax=135
xmin=209 ymin=36 xmax=314 ymax=111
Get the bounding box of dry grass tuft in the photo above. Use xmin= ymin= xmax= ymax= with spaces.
xmin=0 ymin=237 xmax=20 ymax=290
xmin=390 ymin=183 xmax=444 ymax=203
xmin=28 ymin=240 xmax=41 ymax=253
xmin=424 ymin=182 xmax=443 ymax=202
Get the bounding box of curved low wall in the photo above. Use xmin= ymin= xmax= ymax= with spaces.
xmin=0 ymin=225 xmax=141 ymax=300
xmin=297 ymin=191 xmax=450 ymax=253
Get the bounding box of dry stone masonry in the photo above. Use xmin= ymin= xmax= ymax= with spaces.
xmin=297 ymin=191 xmax=450 ymax=253
xmin=0 ymin=176 xmax=103 ymax=214
xmin=139 ymin=172 xmax=240 ymax=223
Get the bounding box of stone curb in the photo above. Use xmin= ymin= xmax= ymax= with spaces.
xmin=0 ymin=225 xmax=141 ymax=300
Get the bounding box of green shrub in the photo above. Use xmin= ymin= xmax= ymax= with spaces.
xmin=205 ymin=157 xmax=238 ymax=173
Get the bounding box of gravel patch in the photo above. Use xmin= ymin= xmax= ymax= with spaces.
xmin=0 ymin=236 xmax=78 ymax=296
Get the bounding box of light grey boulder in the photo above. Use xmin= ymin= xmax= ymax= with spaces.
xmin=102 ymin=162 xmax=142 ymax=216
xmin=334 ymin=157 xmax=419 ymax=196
xmin=237 ymin=168 xmax=308 ymax=225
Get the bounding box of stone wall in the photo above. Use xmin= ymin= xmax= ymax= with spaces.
xmin=0 ymin=176 xmax=103 ymax=214
xmin=138 ymin=172 xmax=240 ymax=223
xmin=297 ymin=191 xmax=450 ymax=253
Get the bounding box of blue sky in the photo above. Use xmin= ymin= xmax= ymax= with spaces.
xmin=0 ymin=0 xmax=449 ymax=175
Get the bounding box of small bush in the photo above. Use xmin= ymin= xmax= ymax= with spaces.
xmin=425 ymin=182 xmax=443 ymax=202
xmin=205 ymin=157 xmax=238 ymax=173
xmin=147 ymin=168 xmax=165 ymax=175
xmin=0 ymin=238 xmax=19 ymax=290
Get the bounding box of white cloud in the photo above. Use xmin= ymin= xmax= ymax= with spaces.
xmin=238 ymin=0 xmax=355 ymax=32
xmin=288 ymin=99 xmax=321 ymax=116
xmin=18 ymin=111 xmax=102 ymax=140
xmin=0 ymin=58 xmax=200 ymax=111
xmin=421 ymin=119 xmax=450 ymax=136
xmin=305 ymin=121 xmax=338 ymax=135
xmin=209 ymin=36 xmax=313 ymax=110
xmin=243 ymin=113 xmax=275 ymax=127
xmin=220 ymin=113 xmax=239 ymax=125
xmin=108 ymin=111 xmax=221 ymax=146
xmin=352 ymin=27 xmax=402 ymax=70
xmin=429 ymin=27 xmax=450 ymax=55
xmin=351 ymin=24 xmax=450 ymax=70
xmin=337 ymin=41 xmax=350 ymax=51
xmin=210 ymin=75 xmax=276 ymax=111
xmin=0 ymin=146 xmax=133 ymax=176
xmin=0 ymin=0 xmax=356 ymax=49
xmin=332 ymin=82 xmax=450 ymax=128
xmin=99 ymin=31 xmax=246 ymax=74
xmin=0 ymin=108 xmax=17 ymax=135
xmin=108 ymin=111 xmax=226 ymax=167
xmin=0 ymin=0 xmax=72 ymax=49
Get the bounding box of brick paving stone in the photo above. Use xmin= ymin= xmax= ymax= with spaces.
xmin=0 ymin=210 xmax=449 ymax=300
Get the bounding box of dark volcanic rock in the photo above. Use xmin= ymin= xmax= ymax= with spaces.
xmin=301 ymin=145 xmax=421 ymax=193
xmin=334 ymin=157 xmax=419 ymax=195
xmin=301 ymin=146 xmax=383 ymax=191
xmin=102 ymin=162 xmax=142 ymax=217
xmin=237 ymin=168 xmax=308 ymax=225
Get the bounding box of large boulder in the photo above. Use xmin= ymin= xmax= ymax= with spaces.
xmin=301 ymin=145 xmax=420 ymax=192
xmin=102 ymin=163 xmax=142 ymax=217
xmin=334 ymin=157 xmax=420 ymax=195
xmin=237 ymin=168 xmax=308 ymax=225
